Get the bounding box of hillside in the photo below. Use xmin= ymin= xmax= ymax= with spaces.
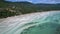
xmin=0 ymin=0 xmax=60 ymax=18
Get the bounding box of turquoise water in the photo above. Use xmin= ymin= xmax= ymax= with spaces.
xmin=21 ymin=23 xmax=60 ymax=34
xmin=21 ymin=12 xmax=60 ymax=34
xmin=0 ymin=11 xmax=60 ymax=34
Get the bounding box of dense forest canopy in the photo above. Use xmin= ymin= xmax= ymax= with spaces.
xmin=0 ymin=0 xmax=60 ymax=18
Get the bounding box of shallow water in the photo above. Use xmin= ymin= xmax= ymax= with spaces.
xmin=0 ymin=11 xmax=60 ymax=34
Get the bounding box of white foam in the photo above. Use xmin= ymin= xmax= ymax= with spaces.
xmin=0 ymin=11 xmax=60 ymax=34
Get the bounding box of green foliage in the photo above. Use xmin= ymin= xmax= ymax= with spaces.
xmin=0 ymin=1 xmax=60 ymax=18
xmin=0 ymin=10 xmax=17 ymax=18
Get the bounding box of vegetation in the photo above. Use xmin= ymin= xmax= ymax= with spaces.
xmin=0 ymin=0 xmax=60 ymax=18
xmin=0 ymin=10 xmax=18 ymax=18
